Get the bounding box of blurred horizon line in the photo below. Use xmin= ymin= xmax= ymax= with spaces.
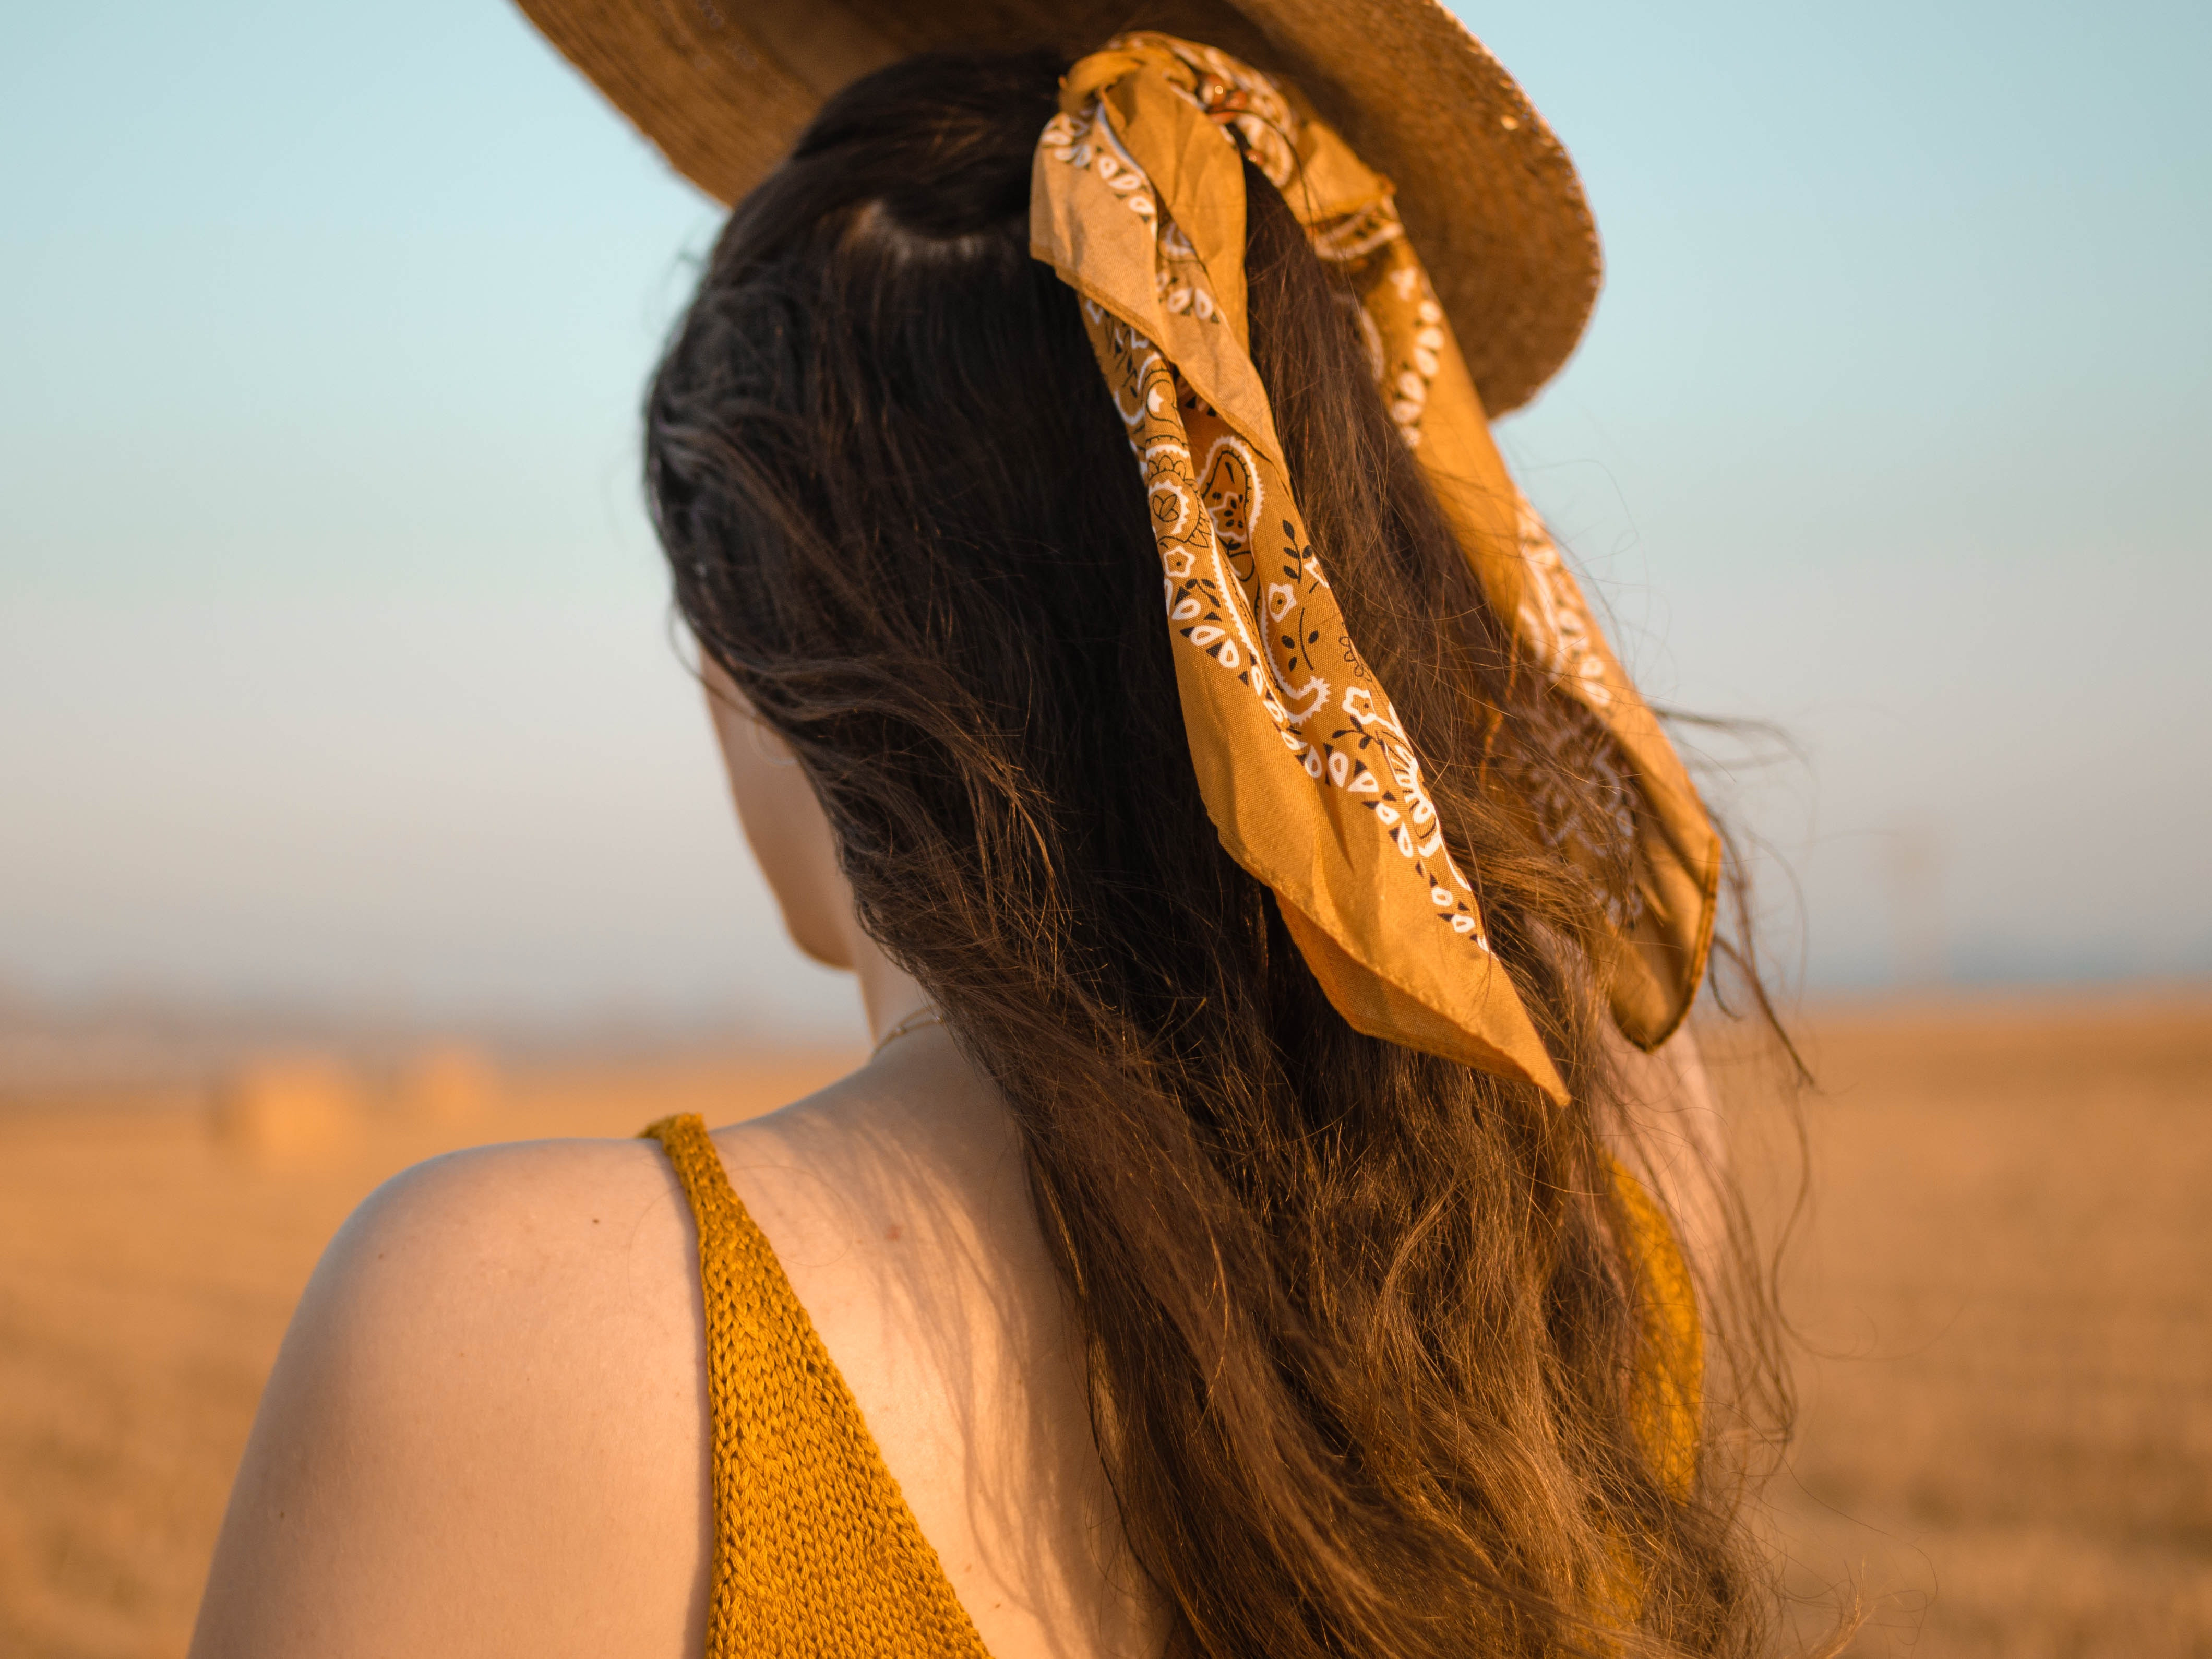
xmin=5 ymin=965 xmax=2207 ymax=1100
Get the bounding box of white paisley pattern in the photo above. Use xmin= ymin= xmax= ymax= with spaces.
xmin=1085 ymin=304 xmax=1493 ymax=948
xmin=1512 ymin=497 xmax=1614 ymax=710
xmin=1033 ymin=33 xmax=1724 ymax=1083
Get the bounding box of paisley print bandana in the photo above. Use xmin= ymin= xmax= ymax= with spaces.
xmin=1030 ymin=33 xmax=1722 ymax=1096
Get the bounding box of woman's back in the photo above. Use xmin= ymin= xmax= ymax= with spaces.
xmin=191 ymin=1027 xmax=1162 ymax=1659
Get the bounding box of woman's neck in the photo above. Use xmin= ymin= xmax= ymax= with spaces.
xmin=835 ymin=906 xmax=939 ymax=1051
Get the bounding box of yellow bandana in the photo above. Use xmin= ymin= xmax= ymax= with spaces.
xmin=1031 ymin=34 xmax=1722 ymax=1099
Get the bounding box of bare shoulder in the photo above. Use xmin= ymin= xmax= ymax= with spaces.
xmin=270 ymin=1134 xmax=701 ymax=1416
xmin=313 ymin=1132 xmax=694 ymax=1321
xmin=190 ymin=1135 xmax=711 ymax=1659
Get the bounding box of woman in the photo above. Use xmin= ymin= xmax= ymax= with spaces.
xmin=191 ymin=9 xmax=1788 ymax=1657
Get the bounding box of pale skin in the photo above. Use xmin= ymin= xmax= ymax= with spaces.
xmin=189 ymin=663 xmax=1723 ymax=1659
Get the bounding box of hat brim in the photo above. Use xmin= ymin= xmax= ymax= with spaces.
xmin=513 ymin=0 xmax=1599 ymax=415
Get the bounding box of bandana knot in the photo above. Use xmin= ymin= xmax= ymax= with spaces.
xmin=1032 ymin=33 xmax=1723 ymax=1098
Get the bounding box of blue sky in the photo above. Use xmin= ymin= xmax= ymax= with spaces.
xmin=3 ymin=1 xmax=2207 ymax=1033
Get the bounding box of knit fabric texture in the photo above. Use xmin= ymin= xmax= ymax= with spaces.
xmin=644 ymin=1113 xmax=1702 ymax=1654
xmin=643 ymin=1113 xmax=991 ymax=1659
xmin=1611 ymin=1154 xmax=1704 ymax=1502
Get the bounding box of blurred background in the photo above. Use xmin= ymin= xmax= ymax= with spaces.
xmin=3 ymin=2 xmax=2207 ymax=1655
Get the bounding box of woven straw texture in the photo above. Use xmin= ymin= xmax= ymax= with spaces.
xmin=512 ymin=0 xmax=1599 ymax=414
xmin=643 ymin=1113 xmax=990 ymax=1658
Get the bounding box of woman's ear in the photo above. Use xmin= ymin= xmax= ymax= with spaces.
xmin=700 ymin=658 xmax=857 ymax=970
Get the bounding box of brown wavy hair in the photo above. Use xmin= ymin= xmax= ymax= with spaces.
xmin=647 ymin=47 xmax=1792 ymax=1658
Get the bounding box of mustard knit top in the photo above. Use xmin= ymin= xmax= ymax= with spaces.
xmin=642 ymin=1112 xmax=1702 ymax=1659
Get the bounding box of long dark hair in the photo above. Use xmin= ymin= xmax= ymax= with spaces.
xmin=648 ymin=47 xmax=1787 ymax=1657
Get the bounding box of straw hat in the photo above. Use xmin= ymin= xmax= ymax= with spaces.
xmin=514 ymin=0 xmax=1599 ymax=415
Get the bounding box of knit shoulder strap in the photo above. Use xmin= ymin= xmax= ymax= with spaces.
xmin=642 ymin=1112 xmax=993 ymax=1659
xmin=1610 ymin=1157 xmax=1704 ymax=1500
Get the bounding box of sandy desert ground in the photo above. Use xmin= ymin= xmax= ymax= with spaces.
xmin=1 ymin=993 xmax=2207 ymax=1657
